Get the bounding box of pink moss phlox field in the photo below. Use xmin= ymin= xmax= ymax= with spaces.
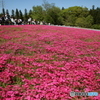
xmin=0 ymin=25 xmax=100 ymax=100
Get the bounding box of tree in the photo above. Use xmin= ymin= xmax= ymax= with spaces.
xmin=45 ymin=6 xmax=63 ymax=25
xmin=75 ymin=15 xmax=93 ymax=28
xmin=85 ymin=15 xmax=93 ymax=27
xmin=42 ymin=0 xmax=56 ymax=23
xmin=19 ymin=10 xmax=23 ymax=20
xmin=95 ymin=7 xmax=100 ymax=24
xmin=62 ymin=6 xmax=90 ymax=26
xmin=66 ymin=15 xmax=77 ymax=26
xmin=79 ymin=7 xmax=89 ymax=17
xmin=92 ymin=5 xmax=95 ymax=10
xmin=75 ymin=17 xmax=85 ymax=27
xmin=15 ymin=9 xmax=19 ymax=19
xmin=42 ymin=0 xmax=55 ymax=11
xmin=28 ymin=10 xmax=32 ymax=17
xmin=0 ymin=13 xmax=3 ymax=17
xmin=31 ymin=1 xmax=64 ymax=25
xmin=31 ymin=6 xmax=45 ymax=21
xmin=6 ymin=9 xmax=9 ymax=15
xmin=89 ymin=6 xmax=100 ymax=24
xmin=24 ymin=9 xmax=28 ymax=21
xmin=62 ymin=7 xmax=65 ymax=10
xmin=2 ymin=8 xmax=5 ymax=15
xmin=11 ymin=10 xmax=15 ymax=17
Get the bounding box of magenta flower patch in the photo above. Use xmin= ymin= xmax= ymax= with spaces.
xmin=0 ymin=25 xmax=100 ymax=99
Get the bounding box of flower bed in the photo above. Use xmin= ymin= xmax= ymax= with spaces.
xmin=0 ymin=25 xmax=100 ymax=100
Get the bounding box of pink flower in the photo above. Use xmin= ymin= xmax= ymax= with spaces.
xmin=0 ymin=25 xmax=100 ymax=100
xmin=25 ymin=96 xmax=31 ymax=100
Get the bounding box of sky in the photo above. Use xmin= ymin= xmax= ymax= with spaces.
xmin=0 ymin=0 xmax=100 ymax=14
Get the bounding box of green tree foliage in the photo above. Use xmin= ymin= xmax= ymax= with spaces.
xmin=2 ymin=8 xmax=5 ymax=15
xmin=79 ymin=7 xmax=89 ymax=17
xmin=90 ymin=6 xmax=97 ymax=24
xmin=62 ymin=6 xmax=90 ymax=26
xmin=90 ymin=6 xmax=100 ymax=24
xmin=30 ymin=1 xmax=63 ymax=25
xmin=19 ymin=10 xmax=23 ymax=20
xmin=91 ymin=24 xmax=100 ymax=29
xmin=15 ymin=9 xmax=19 ymax=19
xmin=85 ymin=15 xmax=93 ymax=27
xmin=45 ymin=6 xmax=63 ymax=25
xmin=89 ymin=5 xmax=100 ymax=29
xmin=62 ymin=7 xmax=65 ymax=10
xmin=11 ymin=10 xmax=15 ymax=17
xmin=6 ymin=9 xmax=9 ymax=15
xmin=75 ymin=15 xmax=93 ymax=28
xmin=31 ymin=6 xmax=45 ymax=21
xmin=95 ymin=7 xmax=100 ymax=24
xmin=24 ymin=9 xmax=28 ymax=21
xmin=75 ymin=17 xmax=85 ymax=27
xmin=0 ymin=13 xmax=3 ymax=17
xmin=28 ymin=10 xmax=32 ymax=17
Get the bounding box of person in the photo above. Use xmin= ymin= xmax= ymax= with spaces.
xmin=18 ymin=19 xmax=22 ymax=25
xmin=5 ymin=13 xmax=11 ymax=25
xmin=1 ymin=15 xmax=5 ymax=25
xmin=28 ymin=17 xmax=32 ymax=24
xmin=32 ymin=19 xmax=36 ymax=25
xmin=40 ymin=21 xmax=43 ymax=25
xmin=37 ymin=21 xmax=40 ymax=25
xmin=10 ymin=16 xmax=15 ymax=25
xmin=14 ymin=19 xmax=17 ymax=25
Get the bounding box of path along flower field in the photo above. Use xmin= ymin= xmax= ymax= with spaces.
xmin=0 ymin=25 xmax=100 ymax=100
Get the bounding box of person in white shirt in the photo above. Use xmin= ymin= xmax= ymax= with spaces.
xmin=28 ymin=17 xmax=32 ymax=24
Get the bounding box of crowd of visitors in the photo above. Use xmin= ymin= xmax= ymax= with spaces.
xmin=0 ymin=14 xmax=48 ymax=25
